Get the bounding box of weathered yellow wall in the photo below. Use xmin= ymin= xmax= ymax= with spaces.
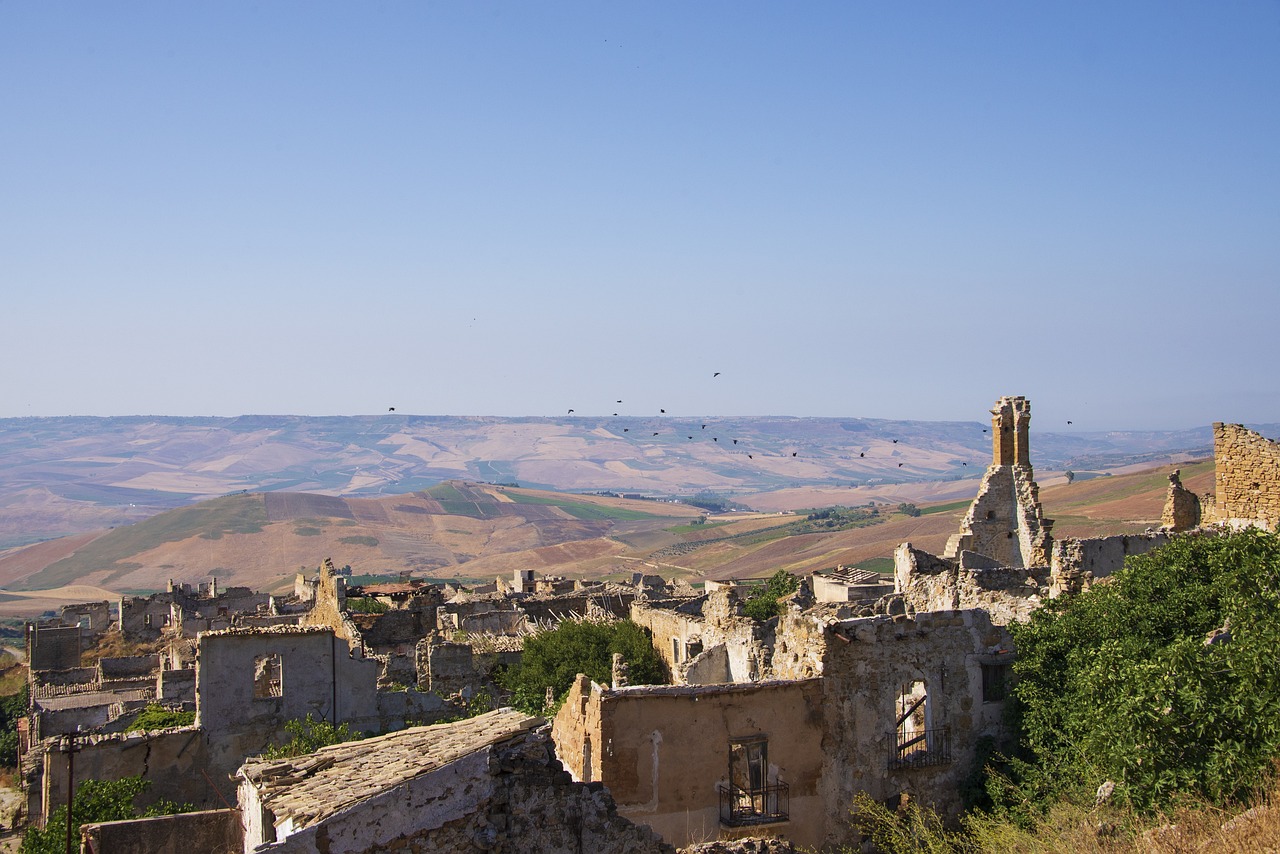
xmin=1212 ymin=423 xmax=1280 ymax=529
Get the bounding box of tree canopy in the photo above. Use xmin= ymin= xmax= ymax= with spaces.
xmin=502 ymin=619 xmax=664 ymax=715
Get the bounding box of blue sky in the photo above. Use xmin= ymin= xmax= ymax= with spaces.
xmin=3 ymin=2 xmax=1277 ymax=430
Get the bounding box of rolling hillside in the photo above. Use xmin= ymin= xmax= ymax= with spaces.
xmin=0 ymin=414 xmax=1231 ymax=550
xmin=0 ymin=459 xmax=1213 ymax=608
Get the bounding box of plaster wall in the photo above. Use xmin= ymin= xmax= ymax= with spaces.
xmin=553 ymin=677 xmax=826 ymax=850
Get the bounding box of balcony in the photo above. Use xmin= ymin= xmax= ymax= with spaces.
xmin=718 ymin=781 xmax=790 ymax=827
xmin=889 ymin=726 xmax=952 ymax=769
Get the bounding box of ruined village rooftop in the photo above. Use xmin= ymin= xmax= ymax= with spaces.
xmin=238 ymin=708 xmax=543 ymax=830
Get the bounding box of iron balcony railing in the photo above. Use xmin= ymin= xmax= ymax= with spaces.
xmin=718 ymin=781 xmax=791 ymax=826
xmin=889 ymin=726 xmax=952 ymax=769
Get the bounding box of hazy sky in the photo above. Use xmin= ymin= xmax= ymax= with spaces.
xmin=4 ymin=2 xmax=1277 ymax=430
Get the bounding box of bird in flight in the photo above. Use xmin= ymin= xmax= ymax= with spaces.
xmin=702 ymin=424 xmax=707 ymax=429
xmin=617 ymin=400 xmax=623 ymax=403
xmin=859 ymin=452 xmax=865 ymax=457
xmin=653 ymin=432 xmax=659 ymax=436
xmin=713 ymin=437 xmax=718 ymax=442
xmin=388 ymin=407 xmax=395 ymax=412
xmin=660 ymin=409 xmax=666 ymax=413
xmin=962 ymin=462 xmax=968 ymax=466
xmin=1067 ymin=420 xmax=1073 ymax=425
xmin=898 ymin=463 xmax=904 ymax=467
xmin=623 ymin=428 xmax=629 ymax=432
xmin=688 ymin=436 xmax=693 ymax=440
xmin=791 ymin=452 xmax=797 ymax=457
xmin=713 ymin=372 xmax=721 ymax=377
xmin=747 ymin=454 xmax=753 ymax=459
xmin=732 ymin=439 xmax=738 ymax=445
xmin=892 ymin=439 xmax=898 ymax=444
xmin=568 ymin=409 xmax=574 ymax=414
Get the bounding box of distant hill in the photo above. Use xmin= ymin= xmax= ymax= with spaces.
xmin=0 ymin=461 xmax=1214 ymax=603
xmin=0 ymin=414 xmax=1237 ymax=550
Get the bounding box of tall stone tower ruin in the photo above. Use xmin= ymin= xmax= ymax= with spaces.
xmin=944 ymin=396 xmax=1053 ymax=567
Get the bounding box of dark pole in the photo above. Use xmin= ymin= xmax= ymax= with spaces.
xmin=64 ymin=731 xmax=80 ymax=854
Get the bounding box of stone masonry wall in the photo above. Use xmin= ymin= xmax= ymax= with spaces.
xmin=943 ymin=396 xmax=1052 ymax=568
xmin=1048 ymin=532 xmax=1172 ymax=597
xmin=1212 ymin=423 xmax=1280 ymax=529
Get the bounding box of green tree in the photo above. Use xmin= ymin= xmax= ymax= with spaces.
xmin=501 ymin=620 xmax=664 ymax=715
xmin=897 ymin=502 xmax=922 ymax=517
xmin=1004 ymin=528 xmax=1280 ymax=813
xmin=21 ymin=776 xmax=192 ymax=854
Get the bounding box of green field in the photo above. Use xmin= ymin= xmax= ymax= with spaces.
xmin=503 ymin=492 xmax=666 ymax=521
xmin=19 ymin=493 xmax=268 ymax=590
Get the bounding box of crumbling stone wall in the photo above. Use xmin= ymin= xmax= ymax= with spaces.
xmin=195 ymin=627 xmax=382 ymax=784
xmin=33 ymin=727 xmax=212 ymax=827
xmin=1161 ymin=469 xmax=1202 ymax=531
xmin=630 ymin=591 xmax=764 ymax=685
xmin=553 ymin=676 xmax=826 ymax=850
xmin=1048 ymin=532 xmax=1172 ymax=597
xmin=1210 ymin=423 xmax=1280 ymax=529
xmin=894 ymin=544 xmax=1048 ymax=625
xmin=811 ymin=610 xmax=1013 ymax=847
xmin=944 ymin=396 xmax=1052 ymax=567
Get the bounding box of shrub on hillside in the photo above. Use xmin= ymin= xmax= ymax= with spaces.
xmin=1004 ymin=528 xmax=1280 ymax=813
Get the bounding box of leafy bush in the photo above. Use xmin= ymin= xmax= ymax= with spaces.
xmin=0 ymin=685 xmax=27 ymax=766
xmin=501 ymin=619 xmax=664 ymax=715
xmin=742 ymin=570 xmax=800 ymax=622
xmin=1005 ymin=528 xmax=1280 ymax=813
xmin=263 ymin=714 xmax=362 ymax=759
xmin=127 ymin=704 xmax=195 ymax=732
xmin=897 ymin=502 xmax=921 ymax=517
xmin=21 ymin=776 xmax=192 ymax=854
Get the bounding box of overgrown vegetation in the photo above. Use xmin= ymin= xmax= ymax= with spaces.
xmin=847 ymin=528 xmax=1280 ymax=852
xmin=263 ymin=714 xmax=363 ymax=759
xmin=500 ymin=619 xmax=664 ymax=715
xmin=345 ymin=596 xmax=389 ymax=614
xmin=126 ymin=704 xmax=195 ymax=732
xmin=1004 ymin=528 xmax=1280 ymax=814
xmin=21 ymin=776 xmax=193 ymax=854
xmin=742 ymin=570 xmax=801 ymax=621
xmin=0 ymin=684 xmax=28 ymax=767
xmin=792 ymin=504 xmax=881 ymax=533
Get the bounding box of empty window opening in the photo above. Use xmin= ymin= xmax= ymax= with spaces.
xmin=982 ymin=664 xmax=1010 ymax=702
xmin=891 ymin=679 xmax=950 ymax=768
xmin=672 ymin=638 xmax=682 ymax=663
xmin=143 ymin=614 xmax=152 ymax=628
xmin=254 ymin=654 xmax=283 ymax=698
xmin=722 ymin=736 xmax=788 ymax=826
xmin=985 ymin=511 xmax=996 ymax=520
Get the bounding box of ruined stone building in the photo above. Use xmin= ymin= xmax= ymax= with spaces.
xmin=78 ymin=710 xmax=674 ymax=854
xmin=554 ymin=608 xmax=1013 ymax=850
xmin=896 ymin=395 xmax=1179 ymax=615
xmin=944 ymin=396 xmax=1053 ymax=567
xmin=24 ymin=625 xmax=448 ymax=830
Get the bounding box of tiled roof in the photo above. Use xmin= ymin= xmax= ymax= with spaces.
xmin=239 ymin=708 xmax=543 ymax=829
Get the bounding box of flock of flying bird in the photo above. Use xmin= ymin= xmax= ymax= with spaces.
xmin=386 ymin=376 xmax=1078 ymax=473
